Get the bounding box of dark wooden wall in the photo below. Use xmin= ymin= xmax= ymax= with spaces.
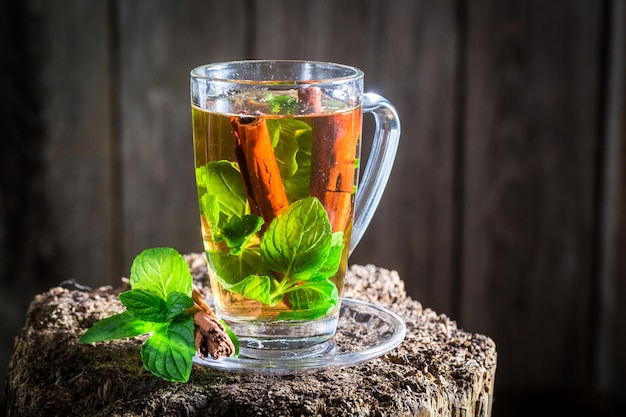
xmin=2 ymin=0 xmax=625 ymax=414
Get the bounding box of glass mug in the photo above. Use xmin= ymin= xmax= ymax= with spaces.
xmin=190 ymin=60 xmax=400 ymax=359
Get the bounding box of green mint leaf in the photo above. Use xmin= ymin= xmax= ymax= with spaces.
xmin=315 ymin=231 xmax=345 ymax=280
xmin=203 ymin=161 xmax=249 ymax=220
xmin=209 ymin=248 xmax=268 ymax=285
xmin=283 ymin=169 xmax=313 ymax=203
xmin=195 ymin=159 xmax=210 ymax=190
xmin=279 ymin=235 xmax=341 ymax=319
xmin=165 ymin=292 xmax=195 ymax=320
xmin=119 ymin=289 xmax=167 ymax=322
xmin=220 ymin=320 xmax=240 ymax=357
xmin=220 ymin=214 xmax=264 ymax=254
xmin=209 ymin=248 xmax=276 ymax=305
xmin=79 ymin=311 xmax=157 ymax=344
xmin=285 ymin=278 xmax=338 ymax=311
xmin=199 ymin=193 xmax=220 ymax=238
xmin=272 ymin=119 xmax=313 ymax=202
xmin=130 ymin=247 xmax=192 ymax=299
xmin=266 ymin=119 xmax=281 ymax=147
xmin=267 ymin=120 xmax=301 ymax=179
xmin=140 ymin=315 xmax=195 ymax=382
xmin=267 ymin=93 xmax=298 ymax=114
xmin=261 ymin=197 xmax=332 ymax=279
xmin=198 ymin=161 xmax=261 ymax=252
xmin=222 ymin=274 xmax=273 ymax=305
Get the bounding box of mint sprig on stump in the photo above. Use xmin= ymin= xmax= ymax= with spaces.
xmin=79 ymin=247 xmax=237 ymax=382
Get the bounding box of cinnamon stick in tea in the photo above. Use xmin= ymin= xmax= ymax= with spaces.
xmin=300 ymin=87 xmax=361 ymax=233
xmin=231 ymin=115 xmax=289 ymax=226
xmin=298 ymin=86 xmax=323 ymax=113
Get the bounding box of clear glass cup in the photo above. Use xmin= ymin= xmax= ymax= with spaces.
xmin=190 ymin=60 xmax=400 ymax=359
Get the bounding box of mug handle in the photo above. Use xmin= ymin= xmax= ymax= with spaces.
xmin=350 ymin=92 xmax=401 ymax=254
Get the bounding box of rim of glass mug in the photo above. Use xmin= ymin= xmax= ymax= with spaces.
xmin=190 ymin=60 xmax=364 ymax=86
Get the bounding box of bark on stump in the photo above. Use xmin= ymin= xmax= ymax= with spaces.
xmin=7 ymin=254 xmax=497 ymax=416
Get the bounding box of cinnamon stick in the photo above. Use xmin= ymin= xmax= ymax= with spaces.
xmin=191 ymin=287 xmax=215 ymax=317
xmin=189 ymin=286 xmax=235 ymax=359
xmin=193 ymin=312 xmax=235 ymax=360
xmin=231 ymin=115 xmax=289 ymax=226
xmin=298 ymin=86 xmax=323 ymax=113
xmin=300 ymin=87 xmax=362 ymax=233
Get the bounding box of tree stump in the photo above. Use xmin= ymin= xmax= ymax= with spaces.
xmin=7 ymin=254 xmax=497 ymax=416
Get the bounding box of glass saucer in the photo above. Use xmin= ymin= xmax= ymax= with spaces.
xmin=193 ymin=298 xmax=406 ymax=374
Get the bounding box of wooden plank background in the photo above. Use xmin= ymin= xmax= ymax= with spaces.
xmin=462 ymin=0 xmax=601 ymax=391
xmin=2 ymin=0 xmax=625 ymax=413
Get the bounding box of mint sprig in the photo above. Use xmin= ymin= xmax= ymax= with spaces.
xmin=209 ymin=197 xmax=343 ymax=319
xmin=80 ymin=247 xmax=211 ymax=382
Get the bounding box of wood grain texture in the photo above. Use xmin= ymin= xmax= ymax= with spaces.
xmin=597 ymin=0 xmax=626 ymax=402
xmin=461 ymin=0 xmax=602 ymax=389
xmin=117 ymin=0 xmax=250 ymax=272
xmin=38 ymin=0 xmax=116 ymax=287
xmin=253 ymin=0 xmax=459 ymax=315
xmin=0 ymin=1 xmax=58 ymax=411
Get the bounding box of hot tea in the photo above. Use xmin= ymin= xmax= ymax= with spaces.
xmin=192 ymin=92 xmax=362 ymax=330
xmin=191 ymin=61 xmax=399 ymax=356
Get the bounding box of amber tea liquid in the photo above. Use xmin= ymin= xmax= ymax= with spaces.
xmin=192 ymin=101 xmax=362 ymax=351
